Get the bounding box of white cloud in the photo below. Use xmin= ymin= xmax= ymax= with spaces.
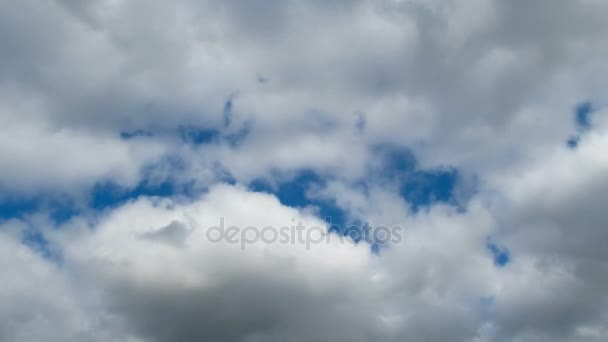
xmin=0 ymin=223 xmax=109 ymax=342
xmin=52 ymin=184 xmax=500 ymax=342
xmin=1 ymin=0 xmax=608 ymax=341
xmin=0 ymin=109 xmax=166 ymax=194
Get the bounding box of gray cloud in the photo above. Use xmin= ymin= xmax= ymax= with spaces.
xmin=1 ymin=1 xmax=608 ymax=342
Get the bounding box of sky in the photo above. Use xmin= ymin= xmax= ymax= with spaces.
xmin=1 ymin=1 xmax=608 ymax=341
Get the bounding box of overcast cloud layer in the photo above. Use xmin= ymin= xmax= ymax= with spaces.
xmin=1 ymin=1 xmax=608 ymax=341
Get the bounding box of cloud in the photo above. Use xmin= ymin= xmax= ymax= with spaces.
xmin=53 ymin=184 xmax=500 ymax=342
xmin=1 ymin=0 xmax=608 ymax=341
xmin=0 ymin=112 xmax=166 ymax=195
xmin=482 ymin=119 xmax=608 ymax=341
xmin=0 ymin=225 xmax=110 ymax=342
xmin=1 ymin=0 xmax=605 ymax=187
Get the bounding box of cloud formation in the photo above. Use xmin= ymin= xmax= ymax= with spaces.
xmin=1 ymin=1 xmax=608 ymax=341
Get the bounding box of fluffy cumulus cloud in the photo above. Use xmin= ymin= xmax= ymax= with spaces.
xmin=1 ymin=0 xmax=608 ymax=341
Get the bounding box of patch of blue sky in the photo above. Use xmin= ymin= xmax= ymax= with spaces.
xmin=487 ymin=241 xmax=510 ymax=267
xmin=0 ymin=197 xmax=39 ymax=221
xmin=21 ymin=229 xmax=63 ymax=264
xmin=178 ymin=125 xmax=220 ymax=145
xmin=372 ymin=144 xmax=416 ymax=180
xmin=90 ymin=154 xmax=238 ymax=211
xmin=575 ymin=102 xmax=593 ymax=130
xmin=249 ymin=170 xmax=350 ymax=234
xmin=0 ymin=195 xmax=78 ymax=225
xmin=249 ymin=171 xmax=389 ymax=254
xmin=567 ymin=101 xmax=595 ymax=149
xmin=248 ymin=147 xmax=466 ymax=249
xmin=566 ymin=135 xmax=580 ymax=149
xmin=90 ymin=180 xmax=177 ymax=210
xmin=373 ymin=144 xmax=464 ymax=212
xmin=0 ymin=159 xmax=203 ymax=224
xmin=400 ymin=168 xmax=460 ymax=212
xmin=0 ymin=203 xmax=65 ymax=262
